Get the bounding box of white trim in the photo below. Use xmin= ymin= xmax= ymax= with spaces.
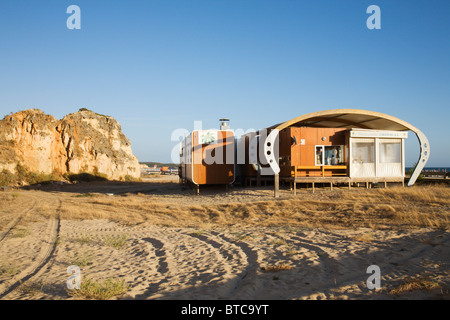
xmin=375 ymin=138 xmax=379 ymax=177
xmin=408 ymin=131 xmax=430 ymax=186
xmin=350 ymin=130 xmax=408 ymax=139
xmin=402 ymin=139 xmax=405 ymax=178
xmin=191 ymin=133 xmax=196 ymax=185
xmin=349 ymin=137 xmax=353 ymax=177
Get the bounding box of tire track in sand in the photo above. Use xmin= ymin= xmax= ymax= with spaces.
xmin=215 ymin=232 xmax=260 ymax=299
xmin=0 ymin=198 xmax=61 ymax=299
xmin=142 ymin=238 xmax=169 ymax=282
xmin=289 ymin=231 xmax=450 ymax=299
xmin=0 ymin=195 xmax=39 ymax=247
xmin=189 ymin=231 xmax=259 ymax=299
xmin=131 ymin=229 xmax=257 ymax=299
xmin=131 ymin=230 xmax=183 ymax=299
xmin=288 ymin=235 xmax=341 ymax=298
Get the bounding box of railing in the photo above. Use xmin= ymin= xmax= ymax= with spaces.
xmin=421 ymin=171 xmax=449 ymax=179
xmin=291 ymin=165 xmax=348 ymax=178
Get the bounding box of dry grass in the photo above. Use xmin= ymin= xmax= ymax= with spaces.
xmin=188 ymin=230 xmax=204 ymax=237
xmin=261 ymin=264 xmax=293 ymax=272
xmin=390 ymin=276 xmax=444 ymax=295
xmin=1 ymin=185 xmax=449 ymax=231
xmin=75 ymin=234 xmax=93 ymax=244
xmin=62 ymin=185 xmax=448 ymax=230
xmin=0 ymin=263 xmax=19 ymax=277
xmin=68 ymin=278 xmax=128 ymax=300
xmin=103 ymin=234 xmax=128 ymax=250
xmin=70 ymin=252 xmax=94 ymax=267
xmin=271 ymin=238 xmax=288 ymax=246
xmin=18 ymin=281 xmax=45 ymax=296
xmin=12 ymin=226 xmax=30 ymax=238
xmin=353 ymin=232 xmax=375 ymax=243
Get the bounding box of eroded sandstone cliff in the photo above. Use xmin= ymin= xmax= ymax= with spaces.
xmin=0 ymin=109 xmax=140 ymax=181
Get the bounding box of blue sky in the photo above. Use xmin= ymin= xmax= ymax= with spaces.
xmin=0 ymin=0 xmax=449 ymax=166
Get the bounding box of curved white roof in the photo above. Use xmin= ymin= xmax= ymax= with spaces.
xmin=271 ymin=109 xmax=420 ymax=133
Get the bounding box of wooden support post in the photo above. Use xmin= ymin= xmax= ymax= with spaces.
xmin=257 ymin=170 xmax=261 ymax=187
xmin=384 ymin=181 xmax=387 ymax=188
xmin=293 ymin=165 xmax=297 ymax=195
xmin=348 ymin=182 xmax=351 ymax=190
xmin=312 ymin=182 xmax=315 ymax=193
xmin=274 ymin=174 xmax=280 ymax=198
xmin=330 ymin=182 xmax=333 ymax=191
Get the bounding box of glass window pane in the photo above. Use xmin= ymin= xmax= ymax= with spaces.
xmin=324 ymin=146 xmax=344 ymax=165
xmin=316 ymin=146 xmax=323 ymax=165
xmin=379 ymin=141 xmax=401 ymax=163
xmin=352 ymin=141 xmax=374 ymax=164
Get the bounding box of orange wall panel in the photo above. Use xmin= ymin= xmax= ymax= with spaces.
xmin=279 ymin=127 xmax=348 ymax=177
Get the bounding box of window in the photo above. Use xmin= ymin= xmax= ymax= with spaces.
xmin=324 ymin=146 xmax=344 ymax=165
xmin=316 ymin=145 xmax=344 ymax=166
xmin=350 ymin=137 xmax=404 ymax=178
xmin=351 ymin=141 xmax=374 ymax=164
xmin=379 ymin=140 xmax=401 ymax=163
xmin=315 ymin=146 xmax=324 ymax=165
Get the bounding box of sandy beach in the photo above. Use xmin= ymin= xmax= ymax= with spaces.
xmin=0 ymin=176 xmax=448 ymax=300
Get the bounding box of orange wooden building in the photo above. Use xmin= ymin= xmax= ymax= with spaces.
xmin=179 ymin=129 xmax=235 ymax=194
xmin=180 ymin=110 xmax=430 ymax=196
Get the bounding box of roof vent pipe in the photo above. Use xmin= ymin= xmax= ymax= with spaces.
xmin=220 ymin=118 xmax=230 ymax=130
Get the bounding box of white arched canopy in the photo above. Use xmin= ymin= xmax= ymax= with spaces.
xmin=270 ymin=109 xmax=429 ymax=186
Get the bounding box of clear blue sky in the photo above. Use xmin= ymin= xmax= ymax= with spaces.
xmin=1 ymin=0 xmax=449 ymax=166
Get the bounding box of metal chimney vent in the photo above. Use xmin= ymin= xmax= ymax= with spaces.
xmin=220 ymin=118 xmax=230 ymax=130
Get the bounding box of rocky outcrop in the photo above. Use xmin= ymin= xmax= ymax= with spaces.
xmin=0 ymin=109 xmax=140 ymax=180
